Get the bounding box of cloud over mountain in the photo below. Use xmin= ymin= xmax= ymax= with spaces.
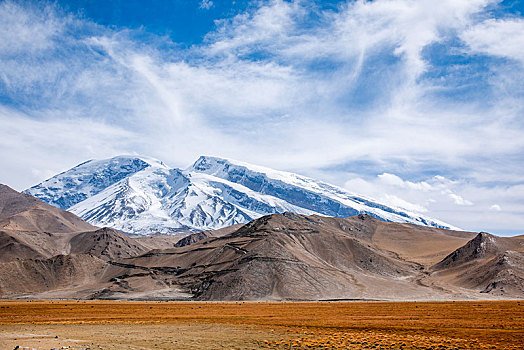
xmin=0 ymin=0 xmax=523 ymax=235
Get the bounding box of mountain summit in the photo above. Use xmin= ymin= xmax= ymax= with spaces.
xmin=25 ymin=155 xmax=456 ymax=235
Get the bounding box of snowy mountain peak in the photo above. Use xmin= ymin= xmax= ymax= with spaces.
xmin=25 ymin=155 xmax=166 ymax=210
xmin=189 ymin=156 xmax=456 ymax=230
xmin=190 ymin=155 xmax=298 ymax=183
xmin=25 ymin=155 xmax=458 ymax=235
xmin=189 ymin=155 xmax=222 ymax=171
xmin=189 ymin=156 xmax=327 ymax=196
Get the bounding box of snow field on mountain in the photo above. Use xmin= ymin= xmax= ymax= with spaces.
xmin=25 ymin=155 xmax=457 ymax=235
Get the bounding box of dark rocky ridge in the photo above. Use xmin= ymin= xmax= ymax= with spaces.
xmin=432 ymin=232 xmax=524 ymax=296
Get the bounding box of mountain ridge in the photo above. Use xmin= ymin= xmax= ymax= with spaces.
xmin=2 ymin=185 xmax=523 ymax=300
xmin=25 ymin=155 xmax=457 ymax=235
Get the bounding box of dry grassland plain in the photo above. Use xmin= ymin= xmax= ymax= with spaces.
xmin=0 ymin=301 xmax=522 ymax=349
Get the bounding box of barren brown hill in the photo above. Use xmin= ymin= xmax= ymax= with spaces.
xmin=0 ymin=230 xmax=46 ymax=261
xmin=369 ymin=218 xmax=476 ymax=267
xmin=134 ymin=235 xmax=186 ymax=250
xmin=89 ymin=213 xmax=522 ymax=301
xmin=432 ymin=232 xmax=524 ymax=296
xmin=0 ymin=254 xmax=107 ymax=298
xmin=0 ymin=186 xmax=152 ymax=298
xmin=0 ymin=185 xmax=522 ymax=301
xmin=0 ymin=184 xmax=95 ymax=233
xmin=69 ymin=227 xmax=149 ymax=260
xmin=0 ymin=185 xmax=97 ymax=261
xmin=174 ymin=223 xmax=244 ymax=248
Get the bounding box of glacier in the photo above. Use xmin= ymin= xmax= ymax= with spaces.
xmin=24 ymin=155 xmax=458 ymax=235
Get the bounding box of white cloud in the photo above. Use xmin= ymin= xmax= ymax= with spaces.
xmin=448 ymin=193 xmax=473 ymax=206
xmin=345 ymin=173 xmax=473 ymax=214
xmin=0 ymin=106 xmax=137 ymax=189
xmin=0 ymin=2 xmax=63 ymax=55
xmin=461 ymin=18 xmax=524 ymax=63
xmin=377 ymin=173 xmax=433 ymax=191
xmin=2 ymin=0 xmax=520 ymax=173
xmin=0 ymin=0 xmax=523 ymax=234
xmin=200 ymin=0 xmax=214 ymax=10
xmin=344 ymin=173 xmax=524 ymax=235
xmin=490 ymin=204 xmax=502 ymax=211
xmin=383 ymin=194 xmax=429 ymax=213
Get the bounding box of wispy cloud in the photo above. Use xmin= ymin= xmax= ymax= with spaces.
xmin=344 ymin=172 xmax=524 ymax=234
xmin=461 ymin=18 xmax=524 ymax=64
xmin=0 ymin=105 xmax=137 ymax=190
xmin=0 ymin=0 xmax=523 ymax=234
xmin=200 ymin=0 xmax=214 ymax=10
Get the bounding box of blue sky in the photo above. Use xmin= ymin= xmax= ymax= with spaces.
xmin=1 ymin=0 xmax=524 ymax=235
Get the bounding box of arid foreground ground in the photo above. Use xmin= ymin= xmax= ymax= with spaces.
xmin=0 ymin=301 xmax=522 ymax=349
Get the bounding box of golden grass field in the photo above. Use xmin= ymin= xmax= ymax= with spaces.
xmin=0 ymin=300 xmax=522 ymax=349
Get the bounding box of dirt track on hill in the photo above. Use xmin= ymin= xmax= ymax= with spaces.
xmin=0 ymin=300 xmax=523 ymax=349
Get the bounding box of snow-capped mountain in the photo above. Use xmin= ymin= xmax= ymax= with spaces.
xmin=25 ymin=155 xmax=457 ymax=235
xmin=25 ymin=156 xmax=160 ymax=210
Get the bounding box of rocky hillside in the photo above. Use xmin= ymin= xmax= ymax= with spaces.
xmin=2 ymin=185 xmax=522 ymax=301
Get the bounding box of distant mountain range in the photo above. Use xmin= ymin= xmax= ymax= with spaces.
xmin=24 ymin=155 xmax=456 ymax=235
